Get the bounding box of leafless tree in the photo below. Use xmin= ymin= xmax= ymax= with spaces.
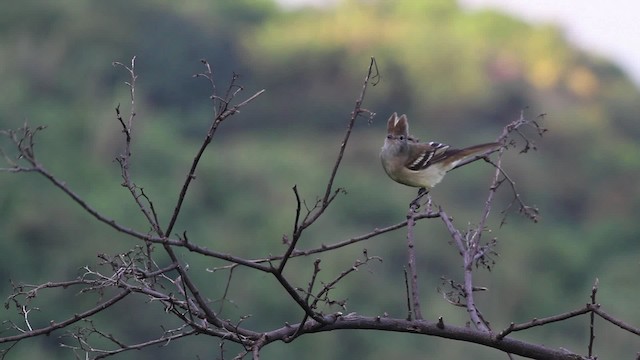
xmin=1 ymin=57 xmax=638 ymax=360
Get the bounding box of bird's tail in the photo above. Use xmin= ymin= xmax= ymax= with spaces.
xmin=459 ymin=142 xmax=502 ymax=157
xmin=448 ymin=142 xmax=502 ymax=169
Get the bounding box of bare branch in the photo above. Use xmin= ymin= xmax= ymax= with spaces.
xmin=277 ymin=185 xmax=304 ymax=272
xmin=269 ymin=268 xmax=325 ymax=323
xmin=268 ymin=58 xmax=379 ymax=323
xmin=112 ymin=57 xmax=165 ymax=234
xmin=405 ymin=206 xmax=423 ymax=320
xmin=0 ymin=290 xmax=131 ymax=344
xmin=592 ymin=307 xmax=640 ymax=336
xmin=165 ymin=62 xmax=265 ymax=238
xmin=3 ymin=53 xmax=636 ymax=360
xmin=484 ymin=157 xmax=540 ymax=224
xmin=282 ymin=57 xmax=379 ymax=247
xmin=283 ymin=252 xmax=379 ymax=343
xmin=321 ymin=57 xmax=378 ymax=206
xmin=588 ymin=278 xmax=598 ymax=358
xmin=498 ymin=307 xmax=593 ymax=340
xmin=261 ymin=314 xmax=587 ymax=360
xmin=58 ymin=320 xmax=197 ymax=360
xmin=209 ymin=211 xmax=440 ymax=272
xmin=310 ymin=250 xmax=381 ymax=311
xmin=439 ymin=209 xmax=490 ymax=332
xmin=449 ymin=110 xmax=543 ymax=224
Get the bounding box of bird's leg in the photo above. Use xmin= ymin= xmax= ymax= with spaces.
xmin=410 ymin=187 xmax=429 ymax=210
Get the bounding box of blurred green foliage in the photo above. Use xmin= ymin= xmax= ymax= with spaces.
xmin=1 ymin=0 xmax=639 ymax=359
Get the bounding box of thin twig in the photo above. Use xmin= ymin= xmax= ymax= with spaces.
xmin=286 ymin=57 xmax=378 ymax=240
xmin=156 ymin=60 xmax=265 ymax=337
xmin=405 ymin=207 xmax=422 ymax=320
xmin=588 ymin=278 xmax=598 ymax=358
xmin=165 ymin=76 xmax=265 ymax=238
xmin=113 ymin=57 xmax=163 ymax=233
xmin=322 ymin=57 xmax=378 ymax=206
xmin=403 ymin=269 xmax=412 ymax=321
xmin=497 ymin=307 xmax=593 ymax=340
xmin=0 ymin=290 xmax=131 ymax=344
xmin=592 ymin=307 xmax=640 ymax=336
xmin=211 ymin=211 xmax=440 ymax=271
xmin=270 ymin=58 xmax=379 ymax=323
xmin=439 ymin=209 xmax=489 ymax=331
xmin=278 ymin=186 xmax=304 ymax=272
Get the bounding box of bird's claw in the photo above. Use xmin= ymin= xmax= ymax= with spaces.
xmin=410 ymin=188 xmax=429 ymax=210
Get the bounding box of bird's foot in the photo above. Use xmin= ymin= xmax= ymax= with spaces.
xmin=410 ymin=188 xmax=429 ymax=210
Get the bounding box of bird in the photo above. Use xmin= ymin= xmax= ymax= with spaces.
xmin=380 ymin=112 xmax=501 ymax=195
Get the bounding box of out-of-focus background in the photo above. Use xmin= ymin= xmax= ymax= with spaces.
xmin=1 ymin=0 xmax=638 ymax=359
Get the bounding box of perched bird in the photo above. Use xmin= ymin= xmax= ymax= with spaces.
xmin=380 ymin=112 xmax=500 ymax=192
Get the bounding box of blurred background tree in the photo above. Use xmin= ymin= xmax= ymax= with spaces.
xmin=1 ymin=0 xmax=639 ymax=358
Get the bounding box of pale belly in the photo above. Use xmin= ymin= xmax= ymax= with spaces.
xmin=391 ymin=165 xmax=449 ymax=189
xmin=381 ymin=149 xmax=459 ymax=189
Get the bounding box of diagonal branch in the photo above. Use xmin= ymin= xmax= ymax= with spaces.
xmin=0 ymin=290 xmax=131 ymax=344
xmin=321 ymin=57 xmax=379 ymax=207
xmin=112 ymin=57 xmax=163 ymax=233
xmin=164 ymin=64 xmax=265 ymax=238
xmin=278 ymin=57 xmax=379 ymax=274
xmin=439 ymin=209 xmax=489 ymax=332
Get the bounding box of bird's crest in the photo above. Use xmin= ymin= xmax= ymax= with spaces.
xmin=387 ymin=112 xmax=409 ymax=136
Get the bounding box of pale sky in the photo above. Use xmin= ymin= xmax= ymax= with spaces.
xmin=277 ymin=0 xmax=640 ymax=87
xmin=461 ymin=0 xmax=640 ymax=87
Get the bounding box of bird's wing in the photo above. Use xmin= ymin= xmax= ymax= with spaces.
xmin=404 ymin=141 xmax=451 ymax=171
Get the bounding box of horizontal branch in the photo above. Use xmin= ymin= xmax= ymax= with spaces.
xmin=262 ymin=314 xmax=586 ymax=360
xmin=93 ymin=329 xmax=197 ymax=359
xmin=498 ymin=303 xmax=640 ymax=340
xmin=296 ymin=211 xmax=440 ymax=256
xmin=210 ymin=212 xmax=440 ymax=271
xmin=498 ymin=306 xmax=592 ymax=340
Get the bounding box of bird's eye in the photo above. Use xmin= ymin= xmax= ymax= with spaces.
xmin=386 ymin=134 xmax=393 ymax=139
